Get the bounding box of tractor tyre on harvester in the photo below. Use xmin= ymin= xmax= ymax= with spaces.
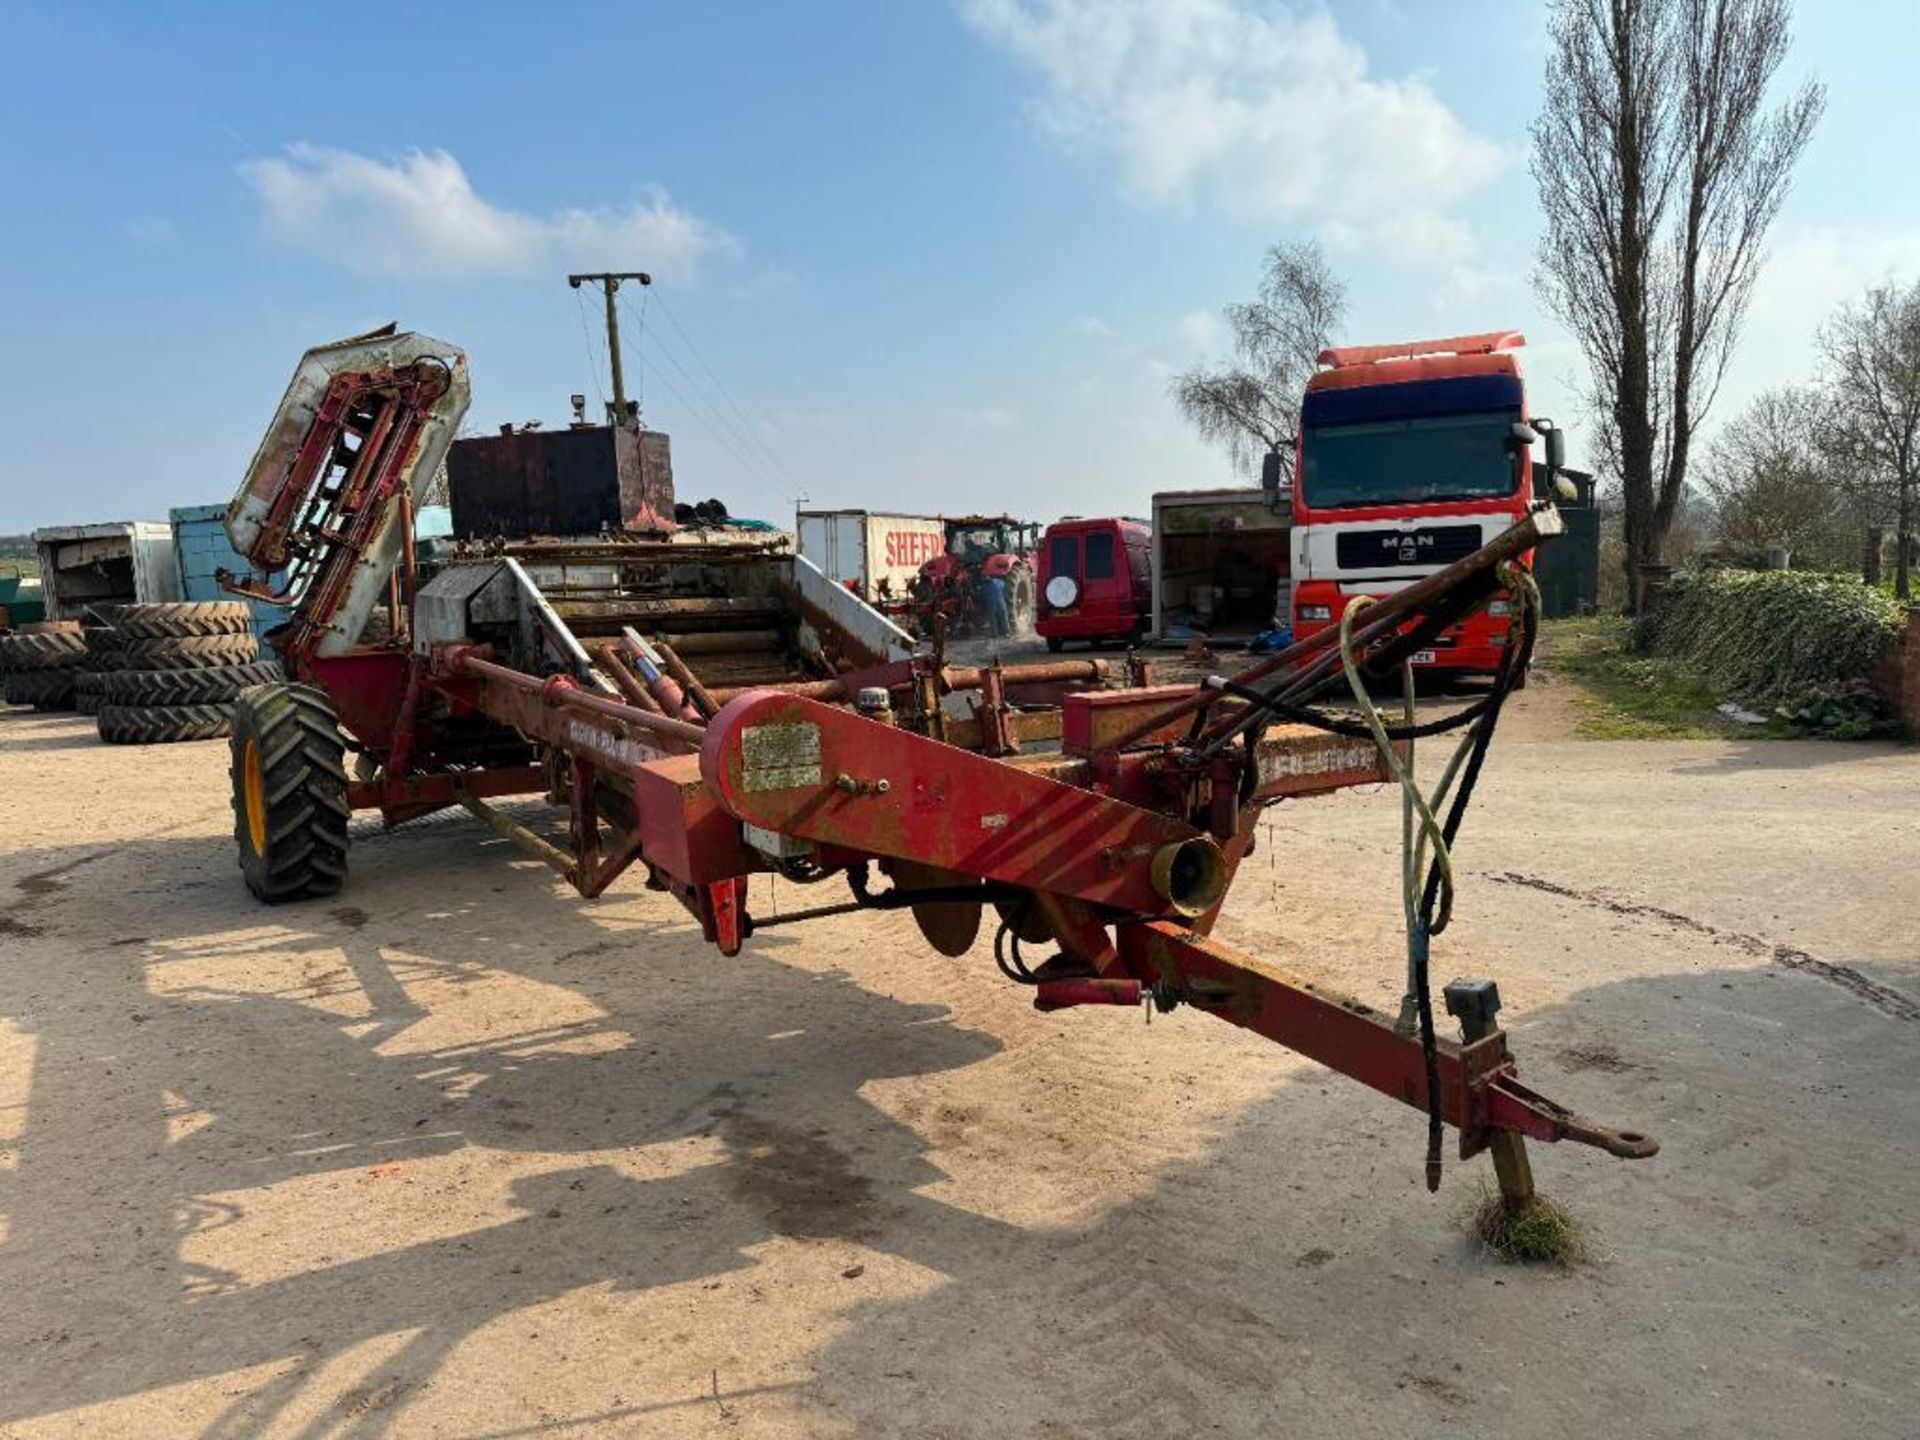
xmin=229 ymin=682 xmax=351 ymax=903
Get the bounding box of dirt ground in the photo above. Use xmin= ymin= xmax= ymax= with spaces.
xmin=1 ymin=683 xmax=1915 ymax=1439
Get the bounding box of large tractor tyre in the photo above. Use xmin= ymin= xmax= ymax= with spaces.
xmin=0 ymin=631 xmax=86 ymax=673
xmin=1007 ymin=568 xmax=1037 ymax=633
xmin=229 ymin=683 xmax=350 ymax=903
xmin=117 ymin=632 xmax=260 ymax=672
xmin=97 ymin=703 xmax=233 ymax=744
xmin=6 ymin=669 xmax=74 ymax=709
xmin=31 ymin=674 xmax=78 ymax=713
xmin=105 ymin=661 xmax=283 ymax=707
xmin=73 ymin=671 xmax=104 ymax=717
xmin=82 ymin=630 xmax=121 ymax=674
xmin=113 ymin=602 xmax=253 ymax=640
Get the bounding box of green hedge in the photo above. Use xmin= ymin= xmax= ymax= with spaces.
xmin=1637 ymin=569 xmax=1905 ymax=705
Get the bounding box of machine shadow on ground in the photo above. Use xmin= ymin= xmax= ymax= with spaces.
xmin=0 ymin=760 xmax=1913 ymax=1438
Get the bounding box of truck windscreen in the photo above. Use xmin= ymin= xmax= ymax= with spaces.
xmin=1302 ymin=410 xmax=1520 ymax=510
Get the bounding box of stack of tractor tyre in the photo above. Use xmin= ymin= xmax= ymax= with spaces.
xmin=96 ymin=602 xmax=281 ymax=745
xmin=0 ymin=620 xmax=86 ymax=711
xmin=73 ymin=605 xmax=125 ymax=717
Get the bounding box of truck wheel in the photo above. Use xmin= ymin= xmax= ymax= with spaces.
xmin=105 ymin=661 xmax=283 ymax=707
xmin=97 ymin=703 xmax=232 ymax=744
xmin=1045 ymin=636 xmax=1065 ymax=653
xmin=118 ymin=632 xmax=261 ymax=671
xmin=229 ymin=683 xmax=350 ymax=902
xmin=113 ymin=601 xmax=253 ymax=639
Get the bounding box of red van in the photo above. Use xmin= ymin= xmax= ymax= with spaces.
xmin=1036 ymin=517 xmax=1152 ymax=651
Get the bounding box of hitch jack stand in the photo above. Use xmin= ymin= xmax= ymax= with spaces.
xmin=1445 ymin=979 xmax=1535 ymax=1206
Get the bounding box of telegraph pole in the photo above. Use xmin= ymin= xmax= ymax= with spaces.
xmin=567 ymin=271 xmax=651 ymax=426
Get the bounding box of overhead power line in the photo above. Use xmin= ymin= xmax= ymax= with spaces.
xmin=649 ymin=289 xmax=797 ymax=488
xmin=619 ymin=293 xmax=790 ymax=504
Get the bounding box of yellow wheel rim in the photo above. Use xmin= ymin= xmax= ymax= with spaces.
xmin=243 ymin=738 xmax=268 ymax=855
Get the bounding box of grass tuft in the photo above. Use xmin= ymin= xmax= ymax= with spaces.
xmin=1466 ymin=1186 xmax=1591 ymax=1266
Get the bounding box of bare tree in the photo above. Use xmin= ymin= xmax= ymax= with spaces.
xmin=1700 ymin=385 xmax=1855 ymax=568
xmin=1171 ymin=241 xmax=1345 ymax=482
xmin=1817 ymin=281 xmax=1920 ymax=597
xmin=1533 ymin=0 xmax=1823 ymax=609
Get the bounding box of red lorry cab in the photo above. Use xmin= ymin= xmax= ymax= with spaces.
xmin=1037 ymin=517 xmax=1152 ymax=651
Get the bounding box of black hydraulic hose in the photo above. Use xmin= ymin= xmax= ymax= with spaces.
xmin=1214 ymin=679 xmax=1505 ymax=744
xmin=1416 ymin=600 xmax=1537 ymax=936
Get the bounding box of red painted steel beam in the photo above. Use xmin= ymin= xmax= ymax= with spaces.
xmin=699 ymin=690 xmax=1220 ymax=916
xmin=446 ymin=653 xmax=706 ymax=751
xmin=1116 ymin=921 xmax=1657 ymax=1160
xmin=346 ymin=763 xmax=546 ymax=813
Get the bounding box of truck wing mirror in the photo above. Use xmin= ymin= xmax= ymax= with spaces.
xmin=1545 ymin=426 xmax=1566 ymax=473
xmin=1530 ymin=416 xmax=1565 ymax=468
xmin=1259 ymin=449 xmax=1283 ymax=511
xmin=1507 ymin=421 xmax=1539 ymax=451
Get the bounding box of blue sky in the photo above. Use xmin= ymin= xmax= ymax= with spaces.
xmin=2 ymin=0 xmax=1913 ymax=532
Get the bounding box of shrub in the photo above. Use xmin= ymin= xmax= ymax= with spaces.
xmin=1637 ymin=569 xmax=1905 ymax=706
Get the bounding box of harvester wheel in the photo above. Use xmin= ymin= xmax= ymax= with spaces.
xmin=97 ymin=702 xmax=232 ymax=744
xmin=104 ymin=661 xmax=283 ymax=707
xmin=112 ymin=601 xmax=253 ymax=640
xmin=117 ymin=632 xmax=260 ymax=671
xmin=228 ymin=683 xmax=350 ymax=903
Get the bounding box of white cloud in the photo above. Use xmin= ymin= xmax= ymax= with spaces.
xmin=1743 ymin=225 xmax=1920 ymax=354
xmin=240 ymin=144 xmax=738 ymax=282
xmin=1693 ymin=223 xmax=1920 ymax=428
xmin=1174 ymin=307 xmax=1223 ymax=353
xmin=961 ymin=0 xmax=1503 ymax=256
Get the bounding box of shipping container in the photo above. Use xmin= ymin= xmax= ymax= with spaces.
xmin=796 ymin=509 xmax=947 ymax=603
xmin=33 ymin=521 xmax=182 ymax=620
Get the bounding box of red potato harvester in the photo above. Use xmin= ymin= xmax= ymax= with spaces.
xmin=217 ymin=326 xmax=1656 ymax=1227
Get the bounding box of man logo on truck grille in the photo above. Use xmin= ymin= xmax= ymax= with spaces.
xmin=1335 ymin=525 xmax=1480 ymax=570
